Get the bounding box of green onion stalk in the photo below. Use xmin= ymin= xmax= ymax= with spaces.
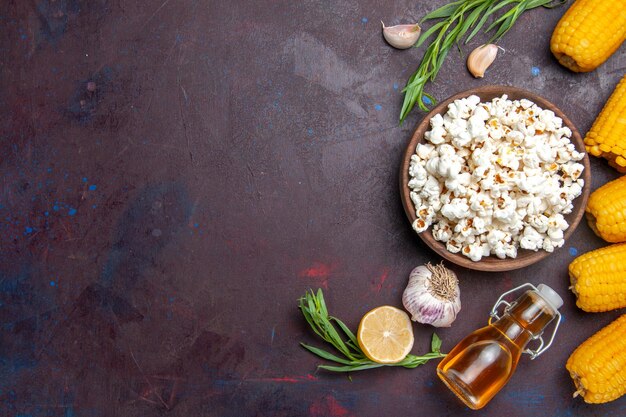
xmin=299 ymin=289 xmax=445 ymax=372
xmin=400 ymin=0 xmax=567 ymax=123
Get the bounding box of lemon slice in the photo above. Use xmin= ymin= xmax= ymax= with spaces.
xmin=357 ymin=306 xmax=414 ymax=364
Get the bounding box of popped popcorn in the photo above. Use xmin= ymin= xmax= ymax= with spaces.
xmin=408 ymin=94 xmax=585 ymax=261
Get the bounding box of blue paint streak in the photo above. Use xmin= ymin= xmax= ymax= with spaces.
xmin=0 ymin=270 xmax=29 ymax=294
xmin=100 ymin=182 xmax=191 ymax=286
xmin=35 ymin=0 xmax=78 ymax=43
xmin=531 ymin=66 xmax=541 ymax=77
xmin=50 ymin=281 xmax=56 ymax=287
xmin=88 ymin=184 xmax=97 ymax=191
xmin=374 ymin=104 xmax=382 ymax=111
xmin=503 ymin=387 xmax=545 ymax=406
xmin=68 ymin=208 xmax=77 ymax=216
xmin=24 ymin=226 xmax=33 ymax=234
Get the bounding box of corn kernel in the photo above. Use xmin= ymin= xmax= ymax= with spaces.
xmin=584 ymin=76 xmax=626 ymax=171
xmin=551 ymin=0 xmax=626 ymax=72
xmin=569 ymin=243 xmax=626 ymax=312
xmin=567 ymin=315 xmax=626 ymax=403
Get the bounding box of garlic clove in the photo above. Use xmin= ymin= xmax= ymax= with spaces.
xmin=467 ymin=44 xmax=499 ymax=78
xmin=402 ymin=263 xmax=461 ymax=328
xmin=382 ymin=22 xmax=421 ymax=50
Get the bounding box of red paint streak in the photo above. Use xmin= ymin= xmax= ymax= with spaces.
xmin=370 ymin=267 xmax=391 ymax=294
xmin=300 ymin=262 xmax=332 ymax=278
xmin=298 ymin=262 xmax=334 ymax=289
xmin=249 ymin=374 xmax=318 ymax=383
xmin=263 ymin=376 xmax=299 ymax=383
xmin=309 ymin=395 xmax=351 ymax=417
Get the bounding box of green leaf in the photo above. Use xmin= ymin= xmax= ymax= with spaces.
xmin=315 ymin=288 xmax=328 ymax=317
xmin=300 ymin=298 xmax=324 ymax=339
xmin=318 ymin=363 xmax=384 ymax=372
xmin=421 ymin=1 xmax=465 ymax=21
xmin=331 ymin=316 xmax=358 ymax=346
xmin=490 ymin=8 xmax=521 ymax=42
xmin=526 ymin=0 xmax=550 ymax=6
xmin=391 ymin=352 xmax=444 ymax=368
xmin=300 ymin=343 xmax=355 ymax=365
xmin=455 ymin=1 xmax=491 ymax=43
xmin=306 ymin=294 xmax=317 ymax=319
xmin=466 ymin=0 xmax=509 ymax=42
xmin=542 ymin=0 xmax=568 ymax=9
xmin=485 ymin=8 xmax=512 ymax=33
xmin=345 ymin=340 xmax=358 ymax=349
xmin=306 ymin=289 xmax=358 ymax=361
xmin=324 ymin=321 xmax=355 ymax=359
xmin=399 ymin=0 xmax=568 ymax=121
xmin=416 ymin=21 xmax=448 ymax=48
xmin=299 ymin=289 xmax=447 ymax=374
xmin=431 ymin=333 xmax=443 ymax=353
xmin=401 ymin=358 xmax=430 ymax=368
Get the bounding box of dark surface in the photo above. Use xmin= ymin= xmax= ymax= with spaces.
xmin=1 ymin=1 xmax=625 ymax=416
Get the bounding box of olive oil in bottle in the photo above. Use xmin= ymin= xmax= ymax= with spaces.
xmin=437 ymin=283 xmax=563 ymax=410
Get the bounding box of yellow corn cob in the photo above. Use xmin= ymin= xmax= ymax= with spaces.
xmin=584 ymin=76 xmax=626 ymax=172
xmin=551 ymin=0 xmax=626 ymax=72
xmin=566 ymin=314 xmax=626 ymax=403
xmin=585 ymin=176 xmax=626 ymax=242
xmin=569 ymin=243 xmax=626 ymax=312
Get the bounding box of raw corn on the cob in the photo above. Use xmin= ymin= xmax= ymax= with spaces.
xmin=569 ymin=243 xmax=626 ymax=312
xmin=585 ymin=175 xmax=626 ymax=242
xmin=550 ymin=0 xmax=626 ymax=72
xmin=566 ymin=314 xmax=626 ymax=403
xmin=584 ymin=76 xmax=626 ymax=172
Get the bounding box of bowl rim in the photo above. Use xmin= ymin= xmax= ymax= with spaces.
xmin=399 ymin=85 xmax=591 ymax=272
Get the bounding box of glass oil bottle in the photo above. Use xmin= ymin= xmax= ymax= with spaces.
xmin=437 ymin=283 xmax=563 ymax=410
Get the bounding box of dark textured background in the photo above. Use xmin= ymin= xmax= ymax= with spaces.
xmin=1 ymin=0 xmax=625 ymax=416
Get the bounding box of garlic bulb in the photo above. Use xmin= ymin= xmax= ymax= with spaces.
xmin=382 ymin=22 xmax=421 ymax=49
xmin=402 ymin=263 xmax=461 ymax=327
xmin=466 ymin=44 xmax=499 ymax=78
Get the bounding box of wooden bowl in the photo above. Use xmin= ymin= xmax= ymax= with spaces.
xmin=400 ymin=85 xmax=591 ymax=272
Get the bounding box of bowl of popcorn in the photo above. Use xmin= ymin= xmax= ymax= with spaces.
xmin=400 ymin=85 xmax=591 ymax=271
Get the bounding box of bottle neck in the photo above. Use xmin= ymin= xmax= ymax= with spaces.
xmin=491 ymin=290 xmax=557 ymax=349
